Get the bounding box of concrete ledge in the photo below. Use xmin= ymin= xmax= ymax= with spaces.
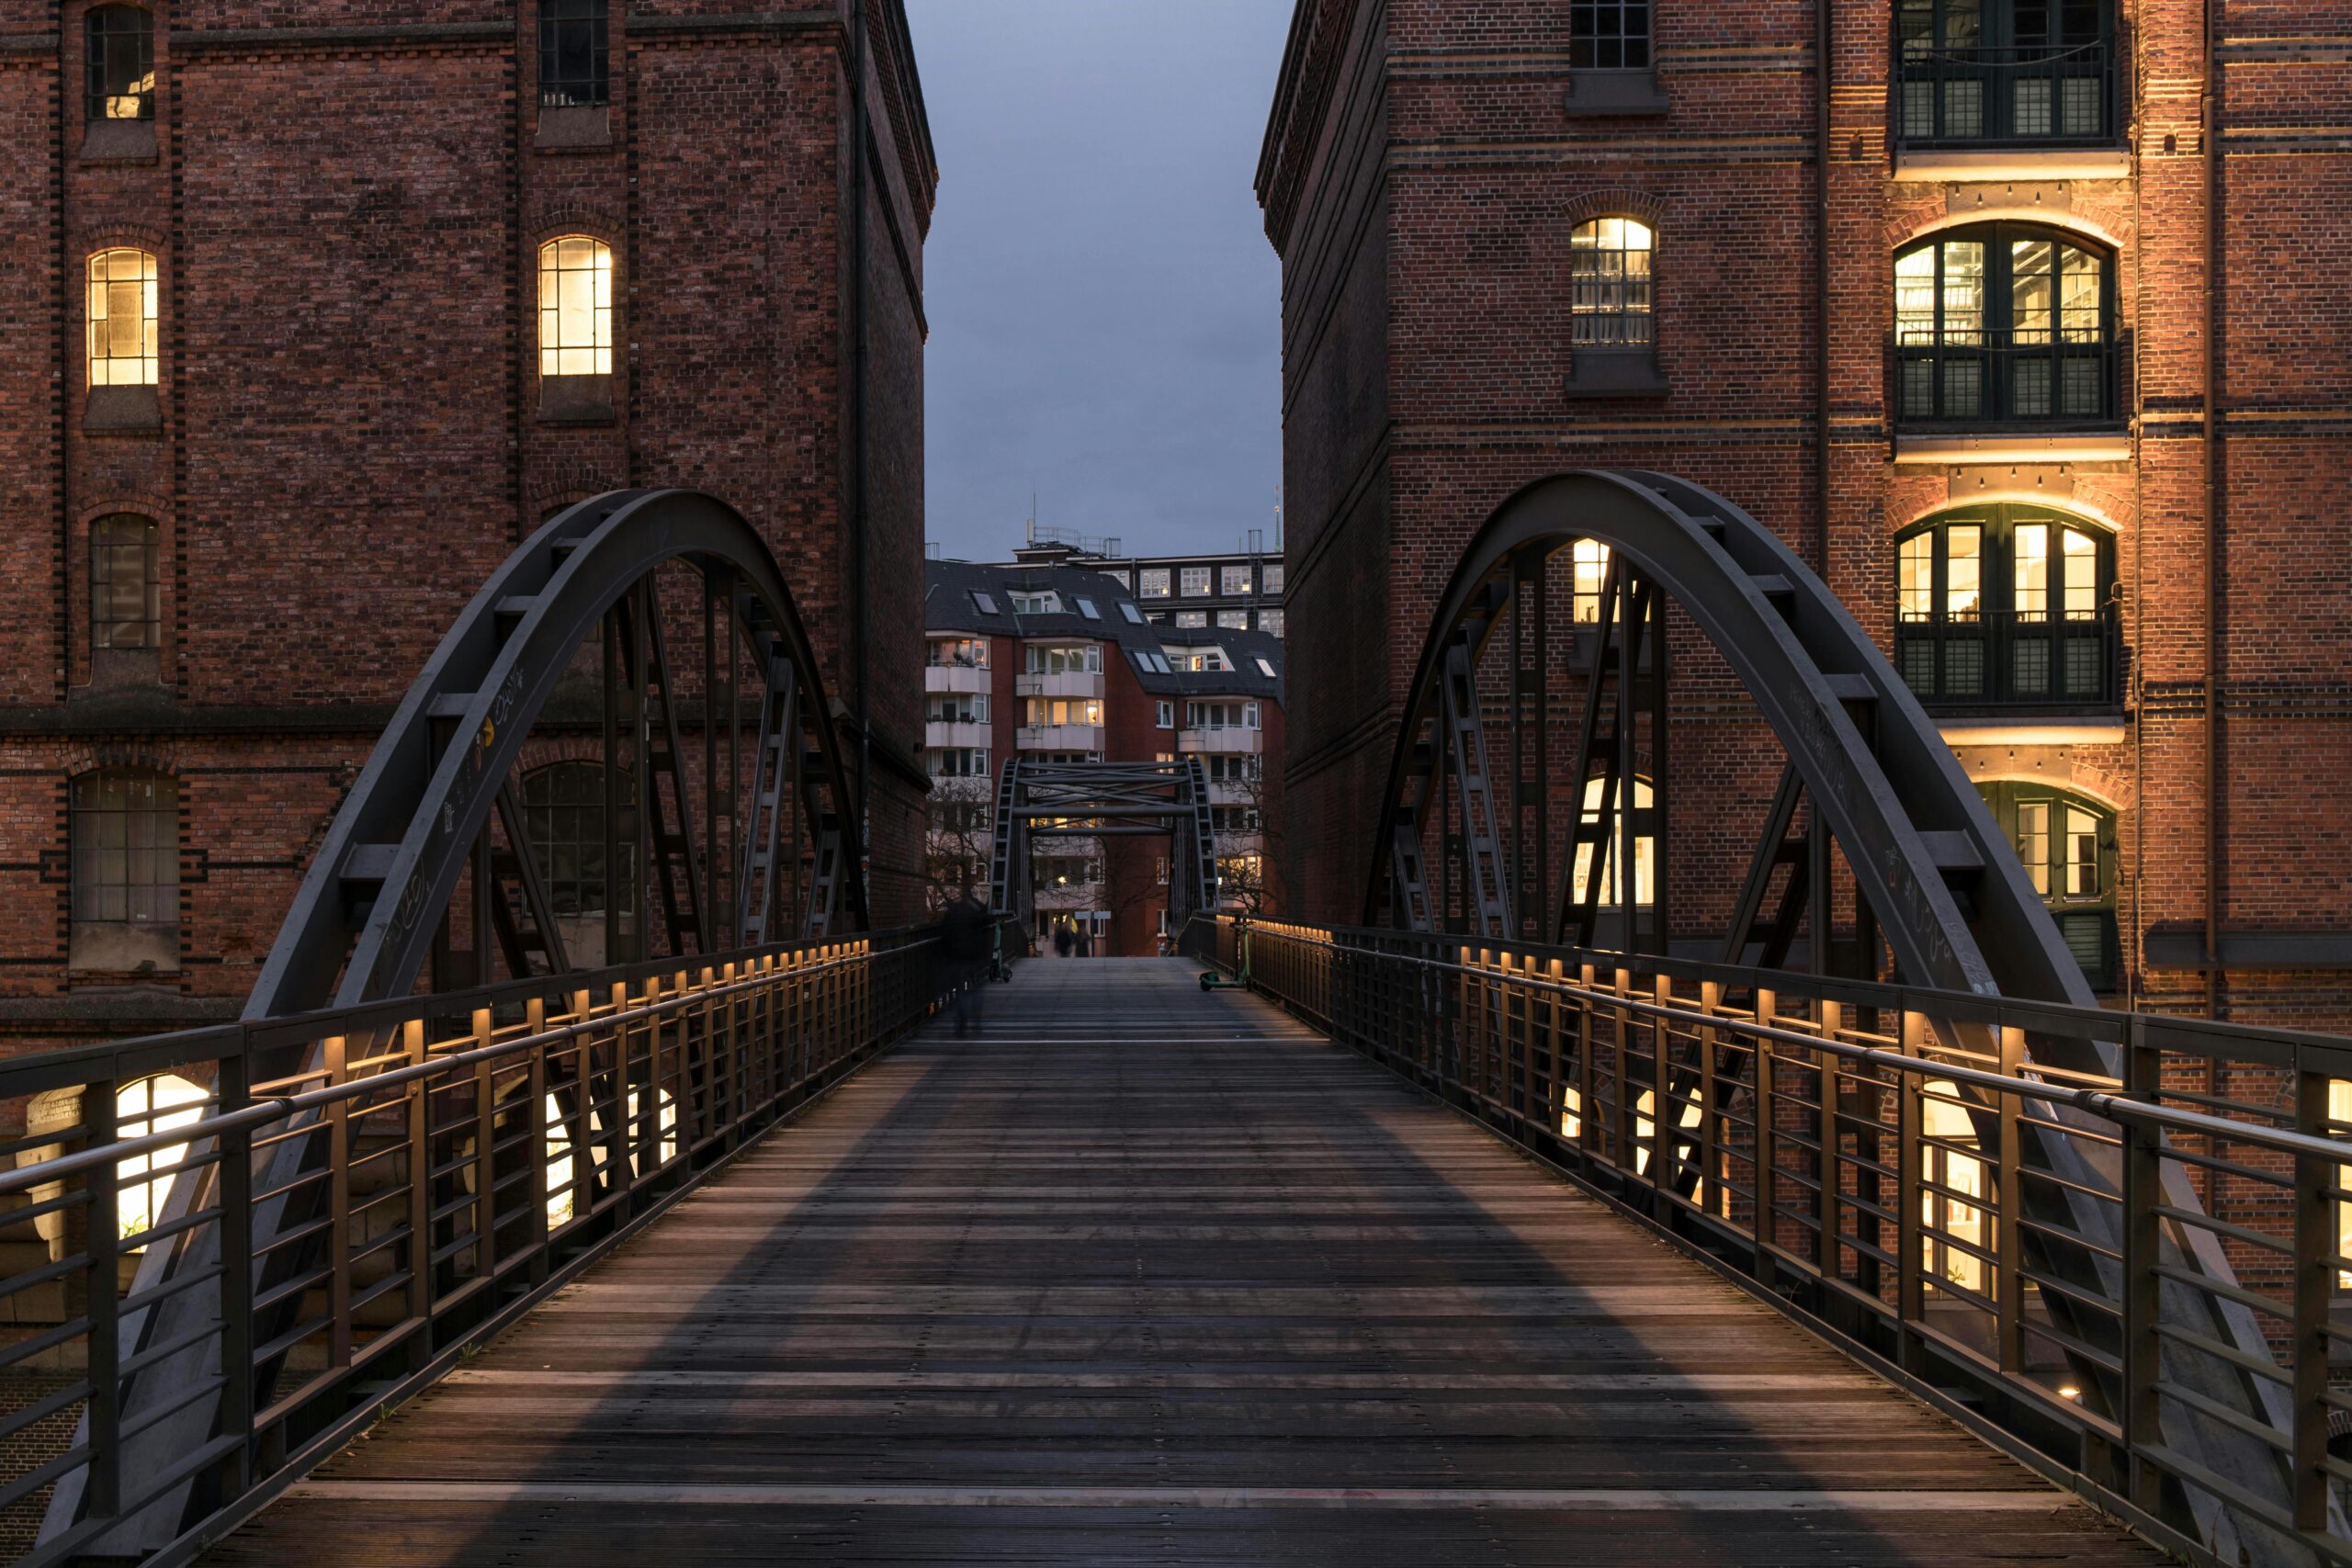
xmin=1561 ymin=70 xmax=1669 ymax=117
xmin=1893 ymin=148 xmax=2132 ymax=183
xmin=1894 ymin=432 xmax=2132 ymax=466
xmin=1938 ymin=717 xmax=2126 ymax=746
xmin=2144 ymin=928 xmax=2352 ymax=972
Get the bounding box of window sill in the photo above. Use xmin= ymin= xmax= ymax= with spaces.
xmin=79 ymin=118 xmax=157 ymax=164
xmin=1893 ymin=431 xmax=2130 ymax=465
xmin=535 ymin=105 xmax=613 ymax=151
xmin=84 ymin=385 xmax=161 ymax=434
xmin=1936 ymin=715 xmax=2125 ymax=746
xmin=537 ymin=376 xmax=616 ymax=424
xmin=1565 ymin=350 xmax=1668 ymax=399
xmin=1562 ymin=69 xmax=1668 ymax=116
xmin=1892 ymin=146 xmax=2130 ymax=183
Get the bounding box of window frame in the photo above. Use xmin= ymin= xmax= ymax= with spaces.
xmin=1893 ymin=223 xmax=2119 ymax=430
xmin=537 ymin=234 xmax=616 ymax=381
xmin=538 ymin=0 xmax=611 ymax=110
xmin=69 ymin=767 xmax=178 ymax=972
xmin=85 ymin=6 xmax=155 ymax=124
xmin=1569 ymin=217 xmax=1656 ymax=349
xmin=1975 ymin=780 xmax=2120 ymax=989
xmin=90 ymin=513 xmax=161 ymax=655
xmin=1894 ymin=0 xmax=2117 ymax=151
xmin=1894 ymin=505 xmax=2120 ymax=710
xmin=1180 ymin=566 xmax=1212 ymax=597
xmin=1569 ymin=0 xmax=1652 ymax=70
xmin=86 ymin=247 xmax=159 ymax=390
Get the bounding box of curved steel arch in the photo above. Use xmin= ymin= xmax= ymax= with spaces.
xmin=1366 ymin=468 xmax=2088 ymax=1010
xmin=987 ymin=755 xmax=1219 ymax=941
xmin=251 ymin=489 xmax=866 ymax=1021
xmin=1368 ymin=470 xmax=2315 ymax=1560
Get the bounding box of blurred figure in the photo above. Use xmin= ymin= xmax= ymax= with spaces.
xmin=1053 ymin=920 xmax=1074 ymax=959
xmin=944 ymin=896 xmax=991 ymax=1037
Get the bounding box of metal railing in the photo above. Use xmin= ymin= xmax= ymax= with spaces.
xmin=1894 ymin=40 xmax=2118 ymax=150
xmin=1206 ymin=915 xmax=2352 ymax=1565
xmin=0 ymin=922 xmax=993 ymax=1567
xmin=1896 ymin=605 xmax=2125 ymax=710
xmin=1893 ymin=330 xmax=2122 ymax=430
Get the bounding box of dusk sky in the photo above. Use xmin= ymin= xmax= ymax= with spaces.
xmin=904 ymin=1 xmax=1292 ymax=562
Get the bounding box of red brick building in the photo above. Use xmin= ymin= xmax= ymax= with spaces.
xmin=923 ymin=559 xmax=1287 ymax=957
xmin=0 ymin=1 xmax=936 ymax=1057
xmin=1257 ymin=0 xmax=2351 ymax=1026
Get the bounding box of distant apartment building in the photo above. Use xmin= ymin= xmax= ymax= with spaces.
xmin=996 ymin=523 xmax=1287 ymax=638
xmin=923 ymin=559 xmax=1285 ymax=954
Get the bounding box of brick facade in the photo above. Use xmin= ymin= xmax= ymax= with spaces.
xmin=0 ymin=2 xmax=936 ymax=1066
xmin=1258 ymin=0 xmax=2351 ymax=1030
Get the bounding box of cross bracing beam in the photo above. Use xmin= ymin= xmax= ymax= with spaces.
xmin=985 ymin=756 xmax=1220 ymax=939
xmin=1363 ymin=469 xmax=2329 ymax=1564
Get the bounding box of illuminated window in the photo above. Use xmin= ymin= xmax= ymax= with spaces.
xmin=71 ymin=769 xmax=176 ymax=970
xmin=1571 ymin=0 xmax=1650 ymax=70
xmin=87 ymin=248 xmax=158 ymax=388
xmin=1174 ymin=611 xmax=1207 ymax=628
xmin=1895 ymin=508 xmax=2113 ymax=705
xmin=1024 ymin=643 xmax=1101 ymax=675
xmin=1216 ymin=609 xmax=1249 ymax=629
xmin=545 ymin=1086 xmax=675 ymax=1226
xmin=1894 ymin=225 xmax=2113 ymax=426
xmin=1920 ymin=1080 xmax=1989 ymax=1292
xmin=90 ymin=514 xmax=159 ymax=652
xmin=1156 ymin=701 xmax=1173 ymax=728
xmin=1181 ymin=567 xmax=1212 ymax=596
xmin=1258 ymin=608 xmax=1284 ymax=637
xmin=1976 ymin=782 xmax=2117 ymax=987
xmin=538 ymin=0 xmax=609 ymax=110
xmin=537 ymin=236 xmax=614 ymax=378
xmin=2333 ymin=1079 xmax=2352 ymax=1289
xmin=1570 ymin=218 xmax=1654 ymax=347
xmin=85 ymin=7 xmax=154 ymax=121
xmin=115 ymin=1074 xmax=206 ymax=1245
xmin=1261 ymin=564 xmax=1284 ymax=595
xmin=1220 ymin=566 xmax=1252 ymax=595
xmin=1138 ymin=568 xmax=1170 ymax=598
xmin=1572 ymin=539 xmax=1611 ymax=623
xmin=928 ymin=637 xmax=989 ymax=668
xmin=1570 ymin=773 xmax=1655 ymax=908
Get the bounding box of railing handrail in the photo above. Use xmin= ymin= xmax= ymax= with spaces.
xmin=0 ymin=942 xmax=910 ymax=1197
xmin=1239 ymin=919 xmax=2352 ymax=1168
xmin=1899 ymin=39 xmax=2109 ymax=66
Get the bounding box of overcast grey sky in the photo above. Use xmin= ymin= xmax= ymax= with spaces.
xmin=905 ymin=0 xmax=1291 ymax=562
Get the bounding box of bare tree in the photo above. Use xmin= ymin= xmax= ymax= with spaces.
xmin=923 ymin=775 xmax=995 ymax=915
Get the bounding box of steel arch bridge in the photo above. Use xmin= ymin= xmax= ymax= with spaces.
xmin=984 ymin=755 xmax=1220 ymax=942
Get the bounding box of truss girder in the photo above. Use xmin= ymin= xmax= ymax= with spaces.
xmin=1363 ymin=468 xmax=2312 ymax=1559
xmin=985 ymin=756 xmax=1218 ymax=937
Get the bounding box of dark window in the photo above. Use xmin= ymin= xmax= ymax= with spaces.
xmin=85 ymin=6 xmax=154 ymax=123
xmin=91 ymin=513 xmax=159 ymax=652
xmin=1570 ymin=218 xmax=1655 ymax=346
xmin=71 ymin=770 xmax=175 ymax=933
xmin=1571 ymin=0 xmax=1650 ymax=70
xmin=1896 ymin=0 xmax=2114 ymax=147
xmin=522 ymin=762 xmax=636 ymax=920
xmin=1976 ymin=781 xmax=2118 ymax=989
xmin=538 ymin=0 xmax=609 ymax=110
xmin=1894 ymin=225 xmax=2116 ymax=428
xmin=1895 ymin=507 xmax=2118 ymax=707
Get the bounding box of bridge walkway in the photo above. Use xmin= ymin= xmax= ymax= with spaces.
xmin=201 ymin=959 xmax=2155 ymax=1565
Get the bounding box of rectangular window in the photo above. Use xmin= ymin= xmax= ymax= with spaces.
xmin=1244 ymin=701 xmax=1261 ymax=729
xmin=87 ymin=249 xmax=158 ymax=389
xmin=1117 ymin=601 xmax=1145 ymax=625
xmin=1945 ymin=525 xmax=1983 ymax=619
xmin=1261 ymin=564 xmax=1284 ymax=595
xmin=927 ymin=748 xmax=990 ymax=778
xmin=1025 ymin=699 xmax=1102 ymax=727
xmin=1024 ymin=643 xmax=1102 ymax=675
xmin=1010 ymin=590 xmax=1060 ymax=615
xmin=1572 ymin=540 xmax=1610 ymax=624
xmin=1216 ymin=609 xmax=1249 ymax=629
xmin=926 ymin=694 xmax=988 ymax=723
xmin=2014 ymin=800 xmax=2052 ymax=896
xmin=1570 ymin=0 xmax=1651 ymax=70
xmin=1174 ymin=611 xmax=1207 ymax=628
xmin=1897 ymin=533 xmax=1934 ymax=622
xmin=1139 ymin=569 xmax=1170 ymax=598
xmin=1075 ymin=597 xmax=1099 ymax=619
xmin=971 ymin=591 xmax=999 ymax=615
xmin=1255 ymin=657 xmax=1277 ymax=679
xmin=537 ymin=236 xmax=614 ymax=378
xmin=2063 ymin=805 xmax=2101 ymax=898
xmin=539 ymin=0 xmax=610 ymax=109
xmin=86 ymin=7 xmax=154 ymax=121
xmin=1221 ymin=566 xmax=1252 ymax=595
xmin=927 ymin=637 xmax=989 ymax=668
xmin=1156 ymin=701 xmax=1174 ymax=728
xmin=1259 ymin=608 xmax=1284 ymax=637
xmin=1181 ymin=567 xmax=1211 ymax=596
xmin=91 ymin=516 xmax=159 ymax=651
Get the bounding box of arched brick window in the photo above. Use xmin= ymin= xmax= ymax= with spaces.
xmin=1894 ymin=505 xmax=2117 ymax=707
xmin=1975 ymin=780 xmax=2118 ymax=988
xmin=537 ymin=235 xmax=614 ymax=378
xmin=87 ymin=247 xmax=158 ymax=389
xmin=1568 ymin=217 xmax=1653 ymax=347
xmin=1893 ymin=224 xmax=2116 ymax=429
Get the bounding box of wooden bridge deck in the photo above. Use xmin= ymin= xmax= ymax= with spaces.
xmin=203 ymin=958 xmax=2156 ymax=1565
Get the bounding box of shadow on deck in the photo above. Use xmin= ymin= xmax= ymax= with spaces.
xmin=198 ymin=958 xmax=2156 ymax=1565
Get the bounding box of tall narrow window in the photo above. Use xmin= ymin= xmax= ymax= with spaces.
xmin=1976 ymin=781 xmax=2118 ymax=987
xmin=91 ymin=513 xmax=160 ymax=653
xmin=87 ymin=248 xmax=158 ymax=389
xmin=538 ymin=237 xmax=614 ymax=377
xmin=538 ymin=0 xmax=609 ymax=109
xmin=1569 ymin=774 xmax=1655 ymax=908
xmin=1572 ymin=539 xmax=1611 ymax=623
xmin=70 ymin=769 xmax=177 ymax=972
xmin=1569 ymin=218 xmax=1654 ymax=347
xmin=523 ymin=762 xmax=636 ymax=967
xmin=85 ymin=6 xmax=154 ymax=121
xmin=1570 ymin=0 xmax=1651 ymax=70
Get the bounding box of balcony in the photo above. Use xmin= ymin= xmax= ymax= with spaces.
xmin=1016 ymin=723 xmax=1103 ymax=752
xmin=1894 ymin=41 xmax=2120 ymax=160
xmin=1891 ymin=331 xmax=2124 ymax=455
xmin=925 ymin=719 xmax=991 ymax=750
xmin=1895 ymin=606 xmax=2122 ymax=714
xmin=926 ymin=662 xmax=990 ymax=695
xmin=1016 ymin=669 xmax=1104 ymax=701
xmin=1180 ymin=726 xmax=1261 ymax=755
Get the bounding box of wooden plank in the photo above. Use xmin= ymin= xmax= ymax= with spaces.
xmin=201 ymin=959 xmax=2159 ymax=1567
